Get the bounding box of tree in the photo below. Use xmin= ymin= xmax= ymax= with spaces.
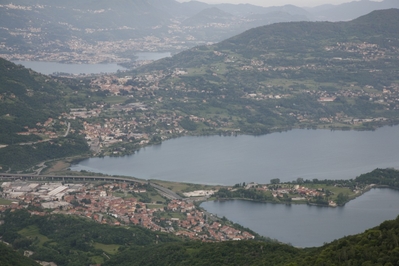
xmin=296 ymin=177 xmax=304 ymax=184
xmin=270 ymin=178 xmax=280 ymax=184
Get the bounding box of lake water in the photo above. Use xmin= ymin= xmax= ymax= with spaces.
xmin=71 ymin=125 xmax=399 ymax=185
xmin=13 ymin=60 xmax=126 ymax=75
xmin=135 ymin=52 xmax=171 ymax=61
xmin=201 ymin=188 xmax=399 ymax=247
xmin=13 ymin=52 xmax=171 ymax=75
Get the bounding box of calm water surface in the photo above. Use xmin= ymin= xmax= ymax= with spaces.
xmin=136 ymin=52 xmax=171 ymax=61
xmin=72 ymin=125 xmax=399 ymax=185
xmin=201 ymin=188 xmax=399 ymax=247
xmin=13 ymin=61 xmax=125 ymax=75
xmin=13 ymin=52 xmax=170 ymax=75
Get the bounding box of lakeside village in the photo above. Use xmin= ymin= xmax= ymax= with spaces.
xmin=0 ymin=176 xmax=373 ymax=241
xmin=9 ymin=71 xmax=399 ymax=158
xmin=0 ymin=180 xmax=256 ymax=242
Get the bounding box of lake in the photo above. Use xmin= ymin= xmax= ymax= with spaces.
xmin=13 ymin=60 xmax=126 ymax=75
xmin=201 ymin=188 xmax=399 ymax=247
xmin=135 ymin=52 xmax=171 ymax=61
xmin=13 ymin=51 xmax=171 ymax=75
xmin=71 ymin=125 xmax=399 ymax=185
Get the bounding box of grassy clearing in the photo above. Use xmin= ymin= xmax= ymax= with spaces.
xmin=112 ymin=191 xmax=167 ymax=204
xmin=93 ymin=242 xmax=121 ymax=255
xmin=43 ymin=160 xmax=70 ymax=174
xmin=159 ymin=212 xmax=187 ymax=220
xmin=18 ymin=225 xmax=50 ymax=247
xmin=0 ymin=198 xmax=12 ymax=205
xmin=302 ymin=184 xmax=353 ymax=196
xmin=150 ymin=179 xmax=222 ymax=194
xmin=90 ymin=255 xmax=105 ymax=265
xmin=147 ymin=204 xmax=164 ymax=209
xmin=145 ymin=192 xmax=167 ymax=203
xmin=103 ymin=96 xmax=126 ymax=104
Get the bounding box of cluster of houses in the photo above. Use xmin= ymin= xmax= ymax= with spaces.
xmin=0 ymin=181 xmax=255 ymax=242
xmin=166 ymin=199 xmax=255 ymax=241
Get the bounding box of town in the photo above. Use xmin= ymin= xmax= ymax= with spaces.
xmin=0 ymin=180 xmax=255 ymax=242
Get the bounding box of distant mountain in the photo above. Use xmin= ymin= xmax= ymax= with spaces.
xmin=0 ymin=0 xmax=314 ymax=58
xmin=139 ymin=9 xmax=399 ymax=71
xmin=182 ymin=7 xmax=236 ymax=27
xmin=1 ymin=0 xmax=399 ymax=63
xmin=132 ymin=9 xmax=399 ymax=136
xmin=309 ymin=0 xmax=399 ymax=21
xmin=244 ymin=11 xmax=308 ymax=29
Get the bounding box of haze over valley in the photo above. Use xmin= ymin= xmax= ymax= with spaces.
xmin=1 ymin=0 xmax=398 ymax=65
xmin=1 ymin=1 xmax=399 ymax=265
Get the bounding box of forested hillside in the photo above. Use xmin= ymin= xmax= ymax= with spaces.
xmin=0 ymin=58 xmax=90 ymax=171
xmin=0 ymin=242 xmax=39 ymax=266
xmin=0 ymin=58 xmax=69 ymax=143
xmin=2 ymin=208 xmax=398 ymax=265
xmin=106 ymin=215 xmax=399 ymax=265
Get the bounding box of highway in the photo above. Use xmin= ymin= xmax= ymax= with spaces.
xmin=0 ymin=173 xmax=183 ymax=200
xmin=0 ymin=173 xmax=144 ymax=184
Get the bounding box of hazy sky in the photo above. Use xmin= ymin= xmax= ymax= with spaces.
xmin=176 ymin=0 xmax=382 ymax=8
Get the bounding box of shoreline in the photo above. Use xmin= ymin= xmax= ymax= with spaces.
xmin=68 ymin=122 xmax=399 ymax=170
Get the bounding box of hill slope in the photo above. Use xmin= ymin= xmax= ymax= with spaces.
xmin=0 ymin=59 xmax=69 ymax=139
xmin=131 ymin=9 xmax=399 ymax=135
xmin=103 ymin=214 xmax=399 ymax=265
xmin=0 ymin=242 xmax=39 ymax=266
xmin=0 ymin=58 xmax=90 ymax=171
xmin=3 ymin=207 xmax=399 ymax=265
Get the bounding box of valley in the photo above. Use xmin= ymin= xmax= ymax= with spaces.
xmin=1 ymin=1 xmax=399 ymax=265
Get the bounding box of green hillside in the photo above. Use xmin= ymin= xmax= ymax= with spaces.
xmin=132 ymin=9 xmax=399 ymax=135
xmin=2 ymin=206 xmax=399 ymax=265
xmin=105 ymin=215 xmax=399 ymax=265
xmin=0 ymin=242 xmax=39 ymax=266
xmin=0 ymin=58 xmax=69 ymax=143
xmin=0 ymin=58 xmax=90 ymax=171
xmin=0 ymin=209 xmax=181 ymax=266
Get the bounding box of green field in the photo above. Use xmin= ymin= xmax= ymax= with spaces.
xmin=0 ymin=198 xmax=12 ymax=205
xmin=93 ymin=242 xmax=121 ymax=255
xmin=150 ymin=179 xmax=221 ymax=194
xmin=18 ymin=225 xmax=50 ymax=247
xmin=159 ymin=212 xmax=187 ymax=220
xmin=301 ymin=184 xmax=354 ymax=197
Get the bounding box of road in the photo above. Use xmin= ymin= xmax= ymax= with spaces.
xmin=63 ymin=122 xmax=71 ymax=137
xmin=150 ymin=182 xmax=182 ymax=200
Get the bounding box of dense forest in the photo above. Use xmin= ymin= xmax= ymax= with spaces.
xmin=0 ymin=209 xmax=181 ymax=266
xmin=0 ymin=242 xmax=39 ymax=266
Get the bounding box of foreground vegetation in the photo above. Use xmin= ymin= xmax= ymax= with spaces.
xmin=0 ymin=210 xmax=181 ymax=266
xmin=104 ymin=214 xmax=399 ymax=266
xmin=0 ymin=242 xmax=39 ymax=266
xmin=2 ymin=208 xmax=399 ymax=266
